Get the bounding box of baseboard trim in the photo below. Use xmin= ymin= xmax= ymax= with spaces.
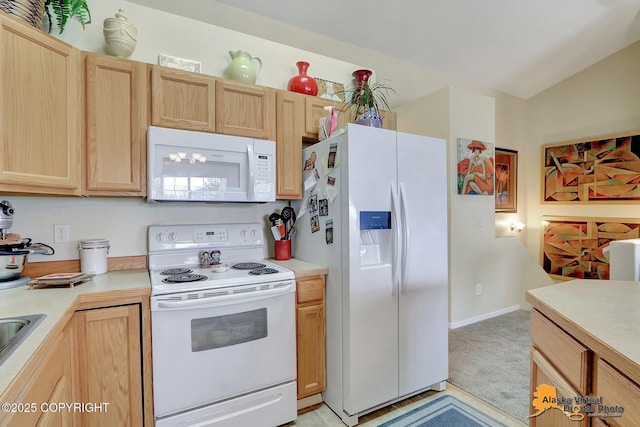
xmin=297 ymin=393 xmax=323 ymax=411
xmin=449 ymin=305 xmax=521 ymax=329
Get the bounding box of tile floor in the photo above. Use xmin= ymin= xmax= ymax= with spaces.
xmin=286 ymin=384 xmax=526 ymax=426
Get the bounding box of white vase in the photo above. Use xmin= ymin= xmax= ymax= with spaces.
xmin=103 ymin=9 xmax=137 ymax=58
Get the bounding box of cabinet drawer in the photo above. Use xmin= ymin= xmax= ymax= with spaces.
xmin=594 ymin=358 xmax=640 ymax=427
xmin=296 ymin=277 xmax=324 ymax=304
xmin=530 ymin=348 xmax=589 ymax=427
xmin=530 ymin=309 xmax=590 ymax=395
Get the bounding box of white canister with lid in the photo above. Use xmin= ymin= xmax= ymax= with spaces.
xmin=79 ymin=239 xmax=110 ymax=275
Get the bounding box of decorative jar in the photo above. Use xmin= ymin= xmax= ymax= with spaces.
xmin=103 ymin=9 xmax=137 ymax=58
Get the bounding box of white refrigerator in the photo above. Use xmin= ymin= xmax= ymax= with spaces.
xmin=293 ymin=124 xmax=448 ymax=426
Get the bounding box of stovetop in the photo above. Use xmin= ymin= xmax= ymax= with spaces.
xmin=148 ymin=223 xmax=294 ymax=296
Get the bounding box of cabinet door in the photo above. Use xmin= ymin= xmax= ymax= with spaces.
xmin=0 ymin=322 xmax=74 ymax=427
xmin=216 ymin=79 xmax=276 ymax=140
xmin=84 ymin=53 xmax=147 ymax=196
xmin=275 ymin=90 xmax=303 ymax=199
xmin=379 ymin=109 xmax=397 ymax=130
xmin=151 ymin=66 xmax=216 ymax=131
xmin=0 ymin=14 xmax=81 ymax=195
xmin=74 ymin=305 xmax=143 ymax=427
xmin=296 ymin=276 xmax=326 ymax=398
xmin=303 ymin=97 xmax=348 ymax=138
xmin=530 ymin=347 xmax=589 ymax=427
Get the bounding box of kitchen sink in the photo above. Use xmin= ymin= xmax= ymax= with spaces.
xmin=0 ymin=314 xmax=45 ymax=365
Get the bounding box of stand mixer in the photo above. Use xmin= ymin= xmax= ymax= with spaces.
xmin=0 ymin=200 xmax=54 ymax=289
xmin=0 ymin=200 xmax=16 ymax=241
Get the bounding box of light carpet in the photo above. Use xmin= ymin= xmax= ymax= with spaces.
xmin=448 ymin=310 xmax=531 ymax=423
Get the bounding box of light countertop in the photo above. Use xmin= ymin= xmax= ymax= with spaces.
xmin=269 ymin=258 xmax=329 ymax=278
xmin=526 ymin=279 xmax=640 ymax=385
xmin=0 ymin=269 xmax=150 ymax=395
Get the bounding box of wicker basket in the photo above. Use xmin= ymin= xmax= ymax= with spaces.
xmin=0 ymin=0 xmax=45 ymax=29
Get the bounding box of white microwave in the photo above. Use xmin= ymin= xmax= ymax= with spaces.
xmin=147 ymin=126 xmax=275 ymax=203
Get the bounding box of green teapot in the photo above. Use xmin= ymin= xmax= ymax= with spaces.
xmin=227 ymin=50 xmax=262 ymax=84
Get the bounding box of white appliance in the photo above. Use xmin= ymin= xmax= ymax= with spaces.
xmin=147 ymin=126 xmax=276 ymax=202
xmin=148 ymin=223 xmax=297 ymax=427
xmin=604 ymin=238 xmax=640 ymax=280
xmin=294 ymin=124 xmax=448 ymax=426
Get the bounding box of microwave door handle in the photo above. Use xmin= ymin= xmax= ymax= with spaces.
xmin=247 ymin=143 xmax=255 ymax=200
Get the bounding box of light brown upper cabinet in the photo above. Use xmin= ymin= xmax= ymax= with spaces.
xmin=303 ymin=97 xmax=348 ymax=138
xmin=151 ymin=65 xmax=216 ymax=132
xmin=0 ymin=13 xmax=81 ymax=195
xmin=215 ymin=79 xmax=276 ymax=140
xmin=83 ymin=53 xmax=148 ymax=196
xmin=275 ymin=91 xmax=304 ymax=199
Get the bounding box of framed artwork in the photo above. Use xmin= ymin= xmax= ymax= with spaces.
xmin=542 ymin=131 xmax=640 ymax=203
xmin=541 ymin=215 xmax=640 ymax=280
xmin=495 ymin=148 xmax=518 ymax=212
xmin=457 ymin=138 xmax=495 ymax=195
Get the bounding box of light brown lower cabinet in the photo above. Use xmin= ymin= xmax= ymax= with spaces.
xmin=530 ymin=348 xmax=589 ymax=427
xmin=0 ymin=300 xmax=150 ymax=427
xmin=73 ymin=304 xmax=143 ymax=427
xmin=530 ymin=308 xmax=640 ymax=427
xmin=295 ymin=276 xmax=326 ymax=399
xmin=0 ymin=322 xmax=74 ymax=427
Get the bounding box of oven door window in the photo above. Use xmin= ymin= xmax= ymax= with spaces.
xmin=191 ymin=308 xmax=267 ymax=351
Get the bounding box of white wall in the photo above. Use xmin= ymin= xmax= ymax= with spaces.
xmin=524 ymin=41 xmax=640 ymax=288
xmin=397 ymin=88 xmax=552 ymax=326
xmin=54 ymin=0 xmax=368 ymax=91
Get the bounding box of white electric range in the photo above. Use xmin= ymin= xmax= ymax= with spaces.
xmin=148 ymin=222 xmax=297 ymax=427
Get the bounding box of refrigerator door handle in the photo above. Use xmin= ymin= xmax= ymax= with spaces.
xmin=399 ymin=182 xmax=410 ymax=293
xmin=391 ymin=183 xmax=401 ymax=296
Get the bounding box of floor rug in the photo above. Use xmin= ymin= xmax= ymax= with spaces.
xmin=377 ymin=394 xmax=508 ymax=427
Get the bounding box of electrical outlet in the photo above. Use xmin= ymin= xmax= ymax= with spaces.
xmin=476 ymin=283 xmax=482 ymax=295
xmin=54 ymin=224 xmax=69 ymax=243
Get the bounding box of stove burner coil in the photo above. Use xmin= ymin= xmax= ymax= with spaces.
xmin=160 ymin=268 xmax=193 ymax=275
xmin=232 ymin=262 xmax=266 ymax=270
xmin=248 ymin=268 xmax=279 ymax=275
xmin=162 ymin=274 xmax=208 ymax=283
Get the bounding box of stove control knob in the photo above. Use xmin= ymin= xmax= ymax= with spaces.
xmin=240 ymin=229 xmax=247 ymax=239
xmin=156 ymin=233 xmax=166 ymax=242
xmin=168 ymin=232 xmax=177 ymax=241
xmin=250 ymin=229 xmax=258 ymax=239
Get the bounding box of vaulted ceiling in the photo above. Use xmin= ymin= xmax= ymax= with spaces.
xmin=130 ymin=0 xmax=640 ymax=99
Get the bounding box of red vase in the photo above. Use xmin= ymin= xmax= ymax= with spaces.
xmin=352 ymin=69 xmax=372 ymax=90
xmin=288 ymin=61 xmax=318 ymax=96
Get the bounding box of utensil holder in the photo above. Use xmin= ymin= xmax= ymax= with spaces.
xmin=274 ymin=240 xmax=291 ymax=260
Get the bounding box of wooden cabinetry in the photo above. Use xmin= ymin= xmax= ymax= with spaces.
xmin=216 ymin=79 xmax=276 ymax=140
xmin=276 ymin=91 xmax=304 ymax=199
xmin=73 ymin=304 xmax=143 ymax=427
xmin=530 ymin=308 xmax=640 ymax=427
xmin=530 ymin=348 xmax=589 ymax=427
xmin=0 ymin=322 xmax=74 ymax=427
xmin=295 ymin=275 xmax=326 ymax=399
xmin=151 ymin=65 xmax=216 ymax=132
xmin=83 ymin=53 xmax=147 ymax=196
xmin=0 ymin=13 xmax=81 ymax=195
xmin=593 ymin=357 xmax=640 ymax=427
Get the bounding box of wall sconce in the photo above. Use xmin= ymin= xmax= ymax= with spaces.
xmin=510 ymin=222 xmax=526 ymax=232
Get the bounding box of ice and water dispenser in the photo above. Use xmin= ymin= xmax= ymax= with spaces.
xmin=359 ymin=211 xmax=392 ymax=266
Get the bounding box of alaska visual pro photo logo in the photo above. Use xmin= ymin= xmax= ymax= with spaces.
xmin=530 ymin=384 xmax=625 ymax=421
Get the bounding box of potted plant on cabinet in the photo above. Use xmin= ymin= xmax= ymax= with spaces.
xmin=339 ymin=69 xmax=397 ymax=128
xmin=44 ymin=0 xmax=91 ymax=33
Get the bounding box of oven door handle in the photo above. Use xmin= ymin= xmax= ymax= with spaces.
xmin=155 ymin=283 xmax=294 ymax=310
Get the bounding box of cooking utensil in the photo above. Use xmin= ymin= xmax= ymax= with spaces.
xmin=281 ymin=207 xmax=298 ymax=240
xmin=268 ymin=212 xmax=281 ymax=226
